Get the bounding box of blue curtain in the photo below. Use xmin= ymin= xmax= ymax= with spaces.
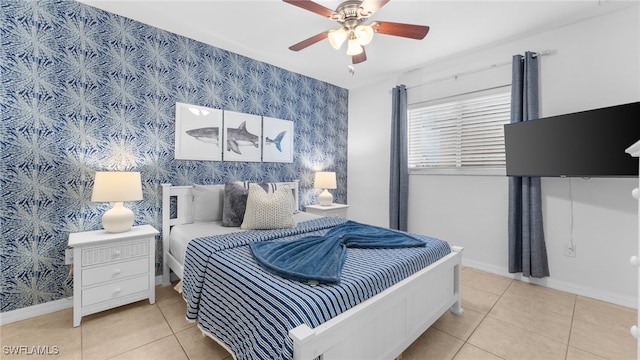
xmin=390 ymin=85 xmax=408 ymax=231
xmin=508 ymin=52 xmax=550 ymax=278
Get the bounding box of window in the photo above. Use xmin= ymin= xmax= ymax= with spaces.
xmin=408 ymin=90 xmax=511 ymax=175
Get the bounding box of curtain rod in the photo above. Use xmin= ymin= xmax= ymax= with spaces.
xmin=408 ymin=84 xmax=512 ymax=107
xmin=406 ymin=49 xmax=554 ymax=90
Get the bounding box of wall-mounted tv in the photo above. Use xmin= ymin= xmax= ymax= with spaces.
xmin=504 ymin=102 xmax=639 ymax=177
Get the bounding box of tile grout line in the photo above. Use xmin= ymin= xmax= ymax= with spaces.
xmin=564 ymin=295 xmax=578 ymax=360
xmin=487 ymin=279 xmax=577 ymax=360
xmin=472 ymin=278 xmax=513 ymax=359
xmin=484 ymin=280 xmax=579 ymax=352
xmin=451 ymin=278 xmax=514 ymax=360
xmin=155 ymin=290 xmax=193 ymax=360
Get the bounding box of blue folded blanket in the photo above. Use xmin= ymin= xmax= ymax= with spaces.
xmin=250 ymin=221 xmax=426 ymax=284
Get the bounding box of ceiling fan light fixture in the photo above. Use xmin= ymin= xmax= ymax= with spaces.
xmin=284 ymin=0 xmax=430 ymax=65
xmin=346 ymin=38 xmax=363 ymax=56
xmin=328 ymin=28 xmax=348 ymax=50
xmin=354 ymin=24 xmax=374 ymax=46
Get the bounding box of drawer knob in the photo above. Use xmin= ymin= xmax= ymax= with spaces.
xmin=631 ymin=256 xmax=640 ymax=267
xmin=631 ymin=325 xmax=639 ymax=339
xmin=113 ymin=269 xmax=121 ymax=276
xmin=113 ymin=288 xmax=122 ymax=296
xmin=633 ymin=188 xmax=639 ymax=200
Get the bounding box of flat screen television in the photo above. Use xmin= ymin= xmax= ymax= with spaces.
xmin=504 ymin=102 xmax=640 ymax=177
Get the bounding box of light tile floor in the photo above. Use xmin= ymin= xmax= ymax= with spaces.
xmin=1 ymin=268 xmax=636 ymax=360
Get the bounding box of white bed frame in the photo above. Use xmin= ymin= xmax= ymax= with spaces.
xmin=161 ymin=182 xmax=463 ymax=360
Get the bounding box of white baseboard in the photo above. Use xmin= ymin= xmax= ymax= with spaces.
xmin=0 ymin=297 xmax=73 ymax=326
xmin=462 ymin=259 xmax=637 ymax=309
xmin=0 ymin=275 xmax=166 ymax=326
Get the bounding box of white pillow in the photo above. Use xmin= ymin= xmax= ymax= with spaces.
xmin=241 ymin=184 xmax=296 ymax=230
xmin=192 ymin=184 xmax=224 ymax=223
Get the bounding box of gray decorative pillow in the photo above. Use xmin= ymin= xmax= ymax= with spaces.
xmin=222 ymin=182 xmax=249 ymax=227
xmin=192 ymin=184 xmax=224 ymax=223
xmin=241 ymin=184 xmax=295 ymax=230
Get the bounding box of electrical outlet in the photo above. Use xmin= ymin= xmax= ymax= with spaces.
xmin=563 ymin=243 xmax=576 ymax=258
xmin=65 ymin=248 xmax=74 ymax=265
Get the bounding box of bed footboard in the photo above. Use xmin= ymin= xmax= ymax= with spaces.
xmin=289 ymin=246 xmax=463 ymax=360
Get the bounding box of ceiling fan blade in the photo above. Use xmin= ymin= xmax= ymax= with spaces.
xmin=282 ymin=0 xmax=337 ymax=18
xmin=352 ymin=48 xmax=367 ymax=64
xmin=289 ymin=31 xmax=329 ymax=51
xmin=372 ymin=21 xmax=430 ymax=40
xmin=359 ymin=0 xmax=390 ymax=17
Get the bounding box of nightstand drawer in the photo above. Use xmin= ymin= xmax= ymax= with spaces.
xmin=82 ymin=257 xmax=148 ymax=287
xmin=82 ymin=275 xmax=149 ymax=307
xmin=81 ymin=240 xmax=149 ymax=266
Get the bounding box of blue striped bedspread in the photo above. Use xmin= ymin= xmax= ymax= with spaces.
xmin=181 ymin=217 xmax=451 ymax=360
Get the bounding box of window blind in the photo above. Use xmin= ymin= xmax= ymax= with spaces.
xmin=408 ymin=92 xmax=511 ymax=172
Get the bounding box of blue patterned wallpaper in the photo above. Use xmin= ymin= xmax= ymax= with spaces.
xmin=0 ymin=0 xmax=348 ymax=312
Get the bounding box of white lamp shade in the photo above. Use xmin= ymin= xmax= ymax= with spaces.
xmin=354 ymin=24 xmax=374 ymax=46
xmin=314 ymin=171 xmax=337 ymax=190
xmin=328 ymin=28 xmax=348 ymax=49
xmin=346 ymin=38 xmax=364 ymax=56
xmin=91 ymin=171 xmax=143 ymax=202
xmin=92 ymin=171 xmax=143 ymax=233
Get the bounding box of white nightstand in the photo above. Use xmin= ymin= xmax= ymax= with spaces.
xmin=68 ymin=224 xmax=159 ymax=327
xmin=305 ymin=203 xmax=349 ymax=218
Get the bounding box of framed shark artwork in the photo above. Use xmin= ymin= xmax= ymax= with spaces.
xmin=262 ymin=117 xmax=294 ymax=163
xmin=222 ymin=110 xmax=262 ymax=162
xmin=174 ymin=102 xmax=223 ymax=161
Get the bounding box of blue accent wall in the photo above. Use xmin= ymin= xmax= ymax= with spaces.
xmin=0 ymin=0 xmax=348 ymax=312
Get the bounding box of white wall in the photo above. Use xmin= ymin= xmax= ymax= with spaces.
xmin=347 ymin=77 xmax=396 ymax=227
xmin=348 ymin=5 xmax=640 ymax=307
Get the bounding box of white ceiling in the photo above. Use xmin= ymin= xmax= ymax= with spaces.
xmin=78 ymin=0 xmax=636 ymax=90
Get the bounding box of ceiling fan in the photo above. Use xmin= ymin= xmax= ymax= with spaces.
xmin=283 ymin=0 xmax=430 ymax=64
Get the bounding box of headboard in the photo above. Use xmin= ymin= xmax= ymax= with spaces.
xmin=160 ymin=181 xmax=300 ymax=283
xmin=161 ymin=180 xmax=299 ymax=230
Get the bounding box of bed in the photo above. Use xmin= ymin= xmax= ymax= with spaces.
xmin=161 ymin=181 xmax=463 ymax=360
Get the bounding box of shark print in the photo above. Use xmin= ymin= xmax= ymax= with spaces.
xmin=186 ymin=127 xmax=219 ymax=146
xmin=226 ymin=121 xmax=259 ymax=155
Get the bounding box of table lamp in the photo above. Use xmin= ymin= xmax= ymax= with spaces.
xmin=314 ymin=171 xmax=337 ymax=206
xmin=91 ymin=171 xmax=143 ymax=233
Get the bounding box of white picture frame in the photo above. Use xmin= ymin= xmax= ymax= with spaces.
xmin=262 ymin=117 xmax=294 ymax=163
xmin=223 ymin=111 xmax=262 ymax=162
xmin=175 ymin=102 xmax=223 ymax=161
